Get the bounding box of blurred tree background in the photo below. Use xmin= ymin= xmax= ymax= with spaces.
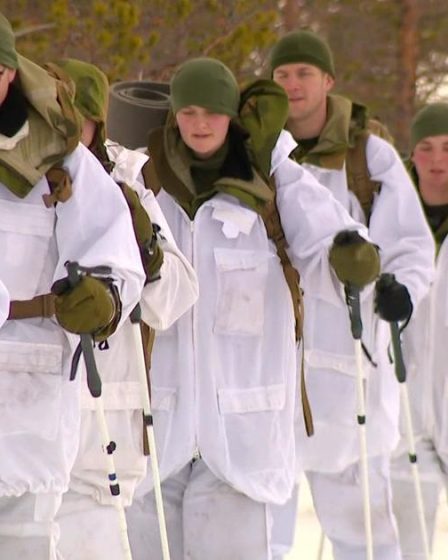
xmin=3 ymin=0 xmax=448 ymax=151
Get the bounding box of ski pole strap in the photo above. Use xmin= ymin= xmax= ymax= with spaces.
xmin=80 ymin=333 xmax=102 ymax=397
xmin=390 ymin=321 xmax=407 ymax=383
xmin=65 ymin=261 xmax=105 ymax=397
xmin=344 ymin=284 xmax=363 ymax=340
xmin=8 ymin=293 xmax=56 ymax=320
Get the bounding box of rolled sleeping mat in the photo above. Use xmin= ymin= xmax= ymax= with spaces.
xmin=107 ymin=80 xmax=170 ymax=149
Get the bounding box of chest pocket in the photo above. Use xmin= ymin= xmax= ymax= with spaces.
xmin=0 ymin=198 xmax=55 ymax=299
xmin=213 ymin=248 xmax=271 ymax=336
xmin=0 ymin=340 xmax=63 ymax=439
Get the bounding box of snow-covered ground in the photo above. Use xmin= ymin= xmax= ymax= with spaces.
xmin=286 ymin=477 xmax=448 ymax=559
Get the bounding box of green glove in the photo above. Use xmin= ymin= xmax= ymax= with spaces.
xmin=329 ymin=230 xmax=380 ymax=288
xmin=119 ymin=183 xmax=164 ymax=283
xmin=52 ymin=276 xmax=119 ymax=340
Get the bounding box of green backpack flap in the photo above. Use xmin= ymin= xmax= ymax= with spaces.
xmin=237 ymin=79 xmax=289 ymax=178
xmin=237 ymin=79 xmax=304 ymax=339
xmin=238 ymin=80 xmax=313 ymax=436
xmin=346 ymin=108 xmax=395 ymax=223
xmin=0 ymin=56 xmax=82 ymax=201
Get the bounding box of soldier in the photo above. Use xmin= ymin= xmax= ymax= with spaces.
xmin=126 ymin=56 xmax=382 ymax=560
xmin=269 ymin=29 xmax=435 ymax=559
xmin=0 ymin=13 xmax=145 ymax=559
xmin=391 ymin=102 xmax=448 ymax=559
xmin=42 ymin=58 xmax=199 ymax=560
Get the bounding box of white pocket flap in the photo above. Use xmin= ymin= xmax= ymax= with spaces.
xmin=214 ymin=248 xmax=271 ymax=272
xmin=218 ymin=384 xmax=285 ymax=414
xmin=306 ymin=348 xmax=361 ymax=377
xmin=0 ymin=340 xmax=62 ymax=375
xmin=81 ymin=381 xmax=144 ymax=410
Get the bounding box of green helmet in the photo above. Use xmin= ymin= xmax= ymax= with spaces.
xmin=411 ymin=103 xmax=448 ymax=150
xmin=270 ymin=30 xmax=335 ymax=77
xmin=170 ymin=57 xmax=240 ymax=117
xmin=54 ymin=58 xmax=109 ymax=145
xmin=0 ymin=13 xmax=18 ymax=70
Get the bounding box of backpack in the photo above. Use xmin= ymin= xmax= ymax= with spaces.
xmin=346 ymin=118 xmax=394 ymax=223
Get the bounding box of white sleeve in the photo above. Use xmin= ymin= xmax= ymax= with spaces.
xmin=53 ymin=144 xmax=145 ymax=324
xmin=272 ymin=131 xmax=372 ymax=303
xmin=131 ymin=181 xmax=199 ymax=331
xmin=0 ymin=279 xmax=9 ymax=328
xmin=366 ymin=135 xmax=435 ymax=308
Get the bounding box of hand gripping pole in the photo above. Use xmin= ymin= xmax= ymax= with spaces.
xmin=65 ymin=261 xmax=133 ymax=560
xmin=377 ymin=273 xmax=430 ymax=558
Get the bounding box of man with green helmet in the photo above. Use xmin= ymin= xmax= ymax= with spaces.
xmin=269 ymin=29 xmax=435 ymax=560
xmin=391 ymin=102 xmax=448 ymax=559
xmin=0 ymin=12 xmax=145 ymax=559
xmin=125 ymin=55 xmax=382 ymax=560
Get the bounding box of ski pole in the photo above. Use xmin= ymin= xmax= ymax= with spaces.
xmin=316 ymin=529 xmax=326 ymax=560
xmin=378 ymin=274 xmax=431 ymax=559
xmin=344 ymin=284 xmax=374 ymax=560
xmin=65 ymin=261 xmax=133 ymax=560
xmin=129 ymin=304 xmax=171 ymax=560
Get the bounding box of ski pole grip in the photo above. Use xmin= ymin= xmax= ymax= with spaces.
xmin=66 ymin=260 xmax=83 ymax=289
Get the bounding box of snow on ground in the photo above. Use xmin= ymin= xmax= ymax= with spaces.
xmin=286 ymin=476 xmax=448 ymax=559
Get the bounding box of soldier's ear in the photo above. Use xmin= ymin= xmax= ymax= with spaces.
xmin=324 ymin=73 xmax=335 ymax=92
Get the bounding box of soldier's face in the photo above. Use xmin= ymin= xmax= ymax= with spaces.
xmin=175 ymin=106 xmax=231 ymax=159
xmin=273 ymin=62 xmax=333 ymax=123
xmin=0 ymin=66 xmax=16 ymax=106
xmin=413 ymin=135 xmax=448 ymax=202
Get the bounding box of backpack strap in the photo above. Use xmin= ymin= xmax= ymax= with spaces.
xmin=141 ymin=157 xmax=162 ymax=196
xmin=263 ymin=177 xmax=313 ymax=437
xmin=262 ymin=188 xmax=304 ymax=342
xmin=346 ymin=118 xmax=394 ymax=223
xmin=42 ymin=165 xmax=73 ymax=207
xmin=345 ymin=130 xmax=381 ymax=223
xmin=8 ymin=293 xmax=56 ymax=320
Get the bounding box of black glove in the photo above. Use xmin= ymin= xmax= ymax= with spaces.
xmin=329 ymin=230 xmax=380 ymax=289
xmin=375 ymin=273 xmax=413 ymax=322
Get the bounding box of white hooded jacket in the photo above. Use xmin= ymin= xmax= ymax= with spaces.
xmin=297 ymin=134 xmax=435 ymax=472
xmin=68 ymin=141 xmax=199 ymax=506
xmin=139 ymin=130 xmax=372 ymax=505
xmin=0 ymin=143 xmax=145 ymax=496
